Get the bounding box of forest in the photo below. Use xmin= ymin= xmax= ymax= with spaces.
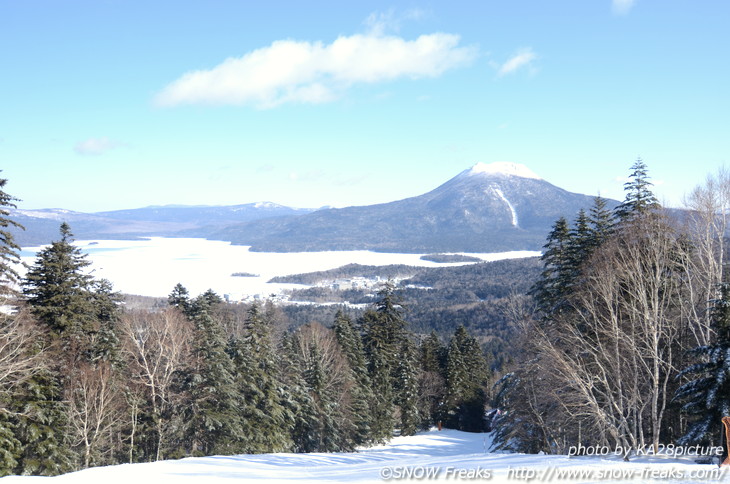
xmin=1 ymin=159 xmax=730 ymax=475
xmin=0 ymin=179 xmax=490 ymax=474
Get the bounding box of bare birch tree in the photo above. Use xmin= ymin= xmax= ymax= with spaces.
xmin=501 ymin=211 xmax=690 ymax=456
xmin=65 ymin=361 xmax=124 ymax=469
xmin=0 ymin=310 xmax=46 ymax=414
xmin=683 ymin=166 xmax=730 ymax=346
xmin=119 ymin=308 xmax=193 ymax=461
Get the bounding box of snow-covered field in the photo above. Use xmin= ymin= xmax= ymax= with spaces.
xmin=19 ymin=238 xmax=539 ymax=299
xmin=2 ymin=429 xmax=726 ymax=483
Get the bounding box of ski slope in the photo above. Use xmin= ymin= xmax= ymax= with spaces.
xmin=3 ymin=429 xmax=727 ymax=483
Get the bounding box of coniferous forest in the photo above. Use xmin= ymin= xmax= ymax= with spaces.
xmin=0 ymin=172 xmax=489 ymax=475
xmin=1 ymin=159 xmax=730 ymax=475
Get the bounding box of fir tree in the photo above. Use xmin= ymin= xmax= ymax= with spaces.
xmin=676 ymin=281 xmax=730 ymax=445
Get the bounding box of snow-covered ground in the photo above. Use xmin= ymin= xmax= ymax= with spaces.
xmin=2 ymin=429 xmax=726 ymax=483
xmin=19 ymin=238 xmax=540 ymax=299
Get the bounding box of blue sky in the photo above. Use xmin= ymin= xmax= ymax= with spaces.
xmin=1 ymin=0 xmax=728 ymax=212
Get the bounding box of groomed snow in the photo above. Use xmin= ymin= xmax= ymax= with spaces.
xmin=467 ymin=162 xmax=542 ymax=180
xmin=3 ymin=429 xmax=726 ymax=483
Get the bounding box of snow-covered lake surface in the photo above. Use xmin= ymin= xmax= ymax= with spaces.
xmin=2 ymin=429 xmax=726 ymax=483
xmin=19 ymin=238 xmax=540 ymax=299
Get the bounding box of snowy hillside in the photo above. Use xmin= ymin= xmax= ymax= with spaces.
xmin=4 ymin=429 xmax=725 ymax=483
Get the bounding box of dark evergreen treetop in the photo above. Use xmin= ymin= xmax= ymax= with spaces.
xmin=230 ymin=303 xmax=292 ymax=453
xmin=333 ymin=310 xmax=368 ymax=378
xmin=168 ymin=283 xmax=191 ymax=315
xmin=22 ymin=223 xmax=94 ymax=338
xmin=0 ymin=174 xmax=24 ymax=300
xmin=530 ymin=217 xmax=571 ymax=315
xmin=443 ymin=325 xmax=490 ymax=432
xmin=361 ymin=281 xmax=410 ymax=368
xmin=615 ymin=158 xmax=660 ymax=222
xmin=565 ymin=209 xmax=591 ymax=280
xmin=184 ymin=303 xmax=241 ymax=456
xmin=588 ymin=195 xmax=614 ymax=247
xmin=420 ymin=331 xmax=445 ymax=375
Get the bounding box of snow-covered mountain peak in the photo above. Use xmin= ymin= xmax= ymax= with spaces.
xmin=253 ymin=202 xmax=282 ymax=209
xmin=465 ymin=162 xmax=542 ymax=180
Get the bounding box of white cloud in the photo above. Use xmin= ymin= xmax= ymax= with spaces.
xmin=74 ymin=137 xmax=124 ymax=156
xmin=154 ymin=31 xmax=477 ymax=109
xmin=497 ymin=48 xmax=537 ymax=77
xmin=612 ymin=0 xmax=636 ymax=15
xmin=363 ymin=8 xmax=428 ymax=36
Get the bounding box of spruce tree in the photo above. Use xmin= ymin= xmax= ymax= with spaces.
xmin=0 ymin=173 xmax=24 ymax=302
xmin=292 ymin=323 xmax=353 ymax=452
xmin=366 ymin=350 xmax=395 ymax=442
xmin=443 ymin=326 xmax=490 ymax=432
xmin=564 ymin=209 xmax=592 ymax=287
xmin=229 ymin=303 xmax=291 ymax=453
xmin=394 ymin=338 xmax=420 ymax=436
xmin=420 ymin=332 xmax=446 ymax=375
xmin=530 ymin=217 xmax=572 ymax=316
xmin=278 ymin=332 xmax=317 ymax=453
xmin=0 ymin=410 xmax=21 ymax=476
xmin=419 ymin=332 xmax=446 ymax=429
xmin=23 ymin=223 xmax=94 ymax=344
xmin=360 ymin=281 xmax=409 ymax=441
xmin=13 ymin=367 xmax=75 ymax=475
xmin=19 ymin=223 xmax=106 ymax=473
xmin=88 ymin=279 xmax=122 ymax=365
xmin=615 ymin=157 xmax=660 ymax=222
xmin=183 ymin=298 xmax=241 ymax=456
xmin=333 ymin=310 xmax=374 ymax=446
xmin=587 ymin=195 xmax=614 ymax=249
xmin=676 ymin=281 xmax=730 ymax=445
xmin=168 ymin=283 xmax=191 ymax=316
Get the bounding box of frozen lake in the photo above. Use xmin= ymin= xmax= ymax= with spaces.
xmin=20 ymin=238 xmax=540 ymax=299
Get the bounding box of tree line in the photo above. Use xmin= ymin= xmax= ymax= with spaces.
xmin=0 ymin=173 xmax=491 ymax=476
xmin=493 ymin=159 xmax=730 ymax=457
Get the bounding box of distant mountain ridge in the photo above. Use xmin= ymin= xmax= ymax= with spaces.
xmin=11 ymin=163 xmax=617 ymax=252
xmin=209 ymin=162 xmax=616 ymax=252
xmin=10 ymin=203 xmax=315 ymax=246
